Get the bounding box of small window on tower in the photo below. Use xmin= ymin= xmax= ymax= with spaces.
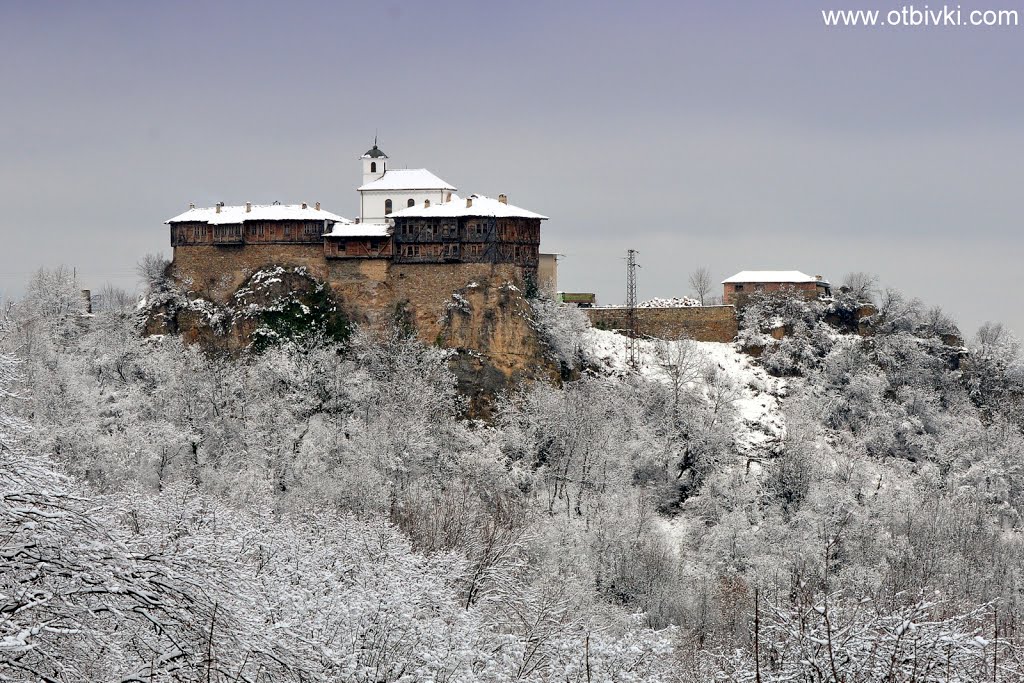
xmin=407 ymin=198 xmax=415 ymax=208
xmin=384 ymin=199 xmax=392 ymax=215
xmin=370 ymin=162 xmax=377 ymax=173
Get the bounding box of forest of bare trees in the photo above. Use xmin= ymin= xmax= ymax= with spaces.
xmin=3 ymin=266 xmax=1024 ymax=681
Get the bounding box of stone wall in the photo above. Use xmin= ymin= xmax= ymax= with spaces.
xmin=172 ymin=245 xmax=532 ymax=344
xmin=325 ymin=259 xmax=533 ymax=343
xmin=171 ymin=244 xmax=328 ymax=305
xmin=585 ymin=306 xmax=738 ymax=343
xmin=724 ymin=282 xmax=824 ymax=306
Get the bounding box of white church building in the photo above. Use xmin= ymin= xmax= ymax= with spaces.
xmin=356 ymin=142 xmax=456 ymax=224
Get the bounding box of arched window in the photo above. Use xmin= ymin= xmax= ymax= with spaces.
xmin=407 ymin=198 xmax=415 ymax=208
xmin=370 ymin=162 xmax=377 ymax=173
xmin=384 ymin=199 xmax=392 ymax=215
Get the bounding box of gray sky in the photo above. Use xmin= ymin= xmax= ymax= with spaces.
xmin=2 ymin=1 xmax=1022 ymax=337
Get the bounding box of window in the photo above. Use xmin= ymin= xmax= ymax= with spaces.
xmin=401 ymin=244 xmax=421 ymax=257
xmin=370 ymin=162 xmax=377 ymax=173
xmin=735 ymin=284 xmax=744 ymax=291
xmin=384 ymin=199 xmax=392 ymax=215
xmin=407 ymin=198 xmax=415 ymax=208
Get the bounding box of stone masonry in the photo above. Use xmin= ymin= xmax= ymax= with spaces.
xmin=585 ymin=306 xmax=738 ymax=343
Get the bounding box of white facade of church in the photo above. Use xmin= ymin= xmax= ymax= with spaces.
xmin=356 ymin=143 xmax=456 ymax=223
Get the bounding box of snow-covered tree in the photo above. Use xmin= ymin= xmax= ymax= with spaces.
xmin=531 ymin=296 xmax=591 ymax=369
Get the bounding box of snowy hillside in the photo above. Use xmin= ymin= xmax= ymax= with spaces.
xmin=583 ymin=328 xmax=786 ymax=458
xmin=3 ymin=274 xmax=1024 ymax=681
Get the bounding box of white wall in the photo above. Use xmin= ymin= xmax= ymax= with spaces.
xmin=361 ymin=158 xmax=386 ymax=186
xmin=359 ymin=188 xmax=448 ymax=222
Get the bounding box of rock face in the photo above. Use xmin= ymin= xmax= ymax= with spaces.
xmin=143 ymin=266 xmax=350 ymax=354
xmin=438 ymin=280 xmax=560 ymax=416
xmin=145 ymin=260 xmax=559 ymax=413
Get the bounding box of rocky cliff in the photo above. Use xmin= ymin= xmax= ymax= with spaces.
xmin=144 ymin=264 xmax=559 ymax=414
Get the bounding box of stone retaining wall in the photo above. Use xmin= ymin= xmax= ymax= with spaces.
xmin=585 ymin=306 xmax=738 ymax=343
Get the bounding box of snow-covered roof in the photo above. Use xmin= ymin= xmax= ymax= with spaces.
xmin=166 ymin=204 xmax=348 ymax=225
xmin=390 ymin=194 xmax=547 ymax=220
xmin=358 ymin=168 xmax=456 ymax=192
xmin=722 ymin=271 xmax=828 ymax=285
xmin=324 ymin=222 xmax=391 ymax=238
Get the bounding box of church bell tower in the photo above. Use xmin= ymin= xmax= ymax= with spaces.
xmin=361 ymin=139 xmax=388 ymax=186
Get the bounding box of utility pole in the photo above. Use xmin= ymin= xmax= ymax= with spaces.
xmin=626 ymin=249 xmax=639 ymax=369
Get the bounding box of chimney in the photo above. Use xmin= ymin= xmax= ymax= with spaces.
xmin=215 ymin=203 xmax=221 ymax=214
xmin=315 ymin=201 xmax=320 ymax=211
xmin=498 ymin=193 xmax=508 ymax=204
xmin=81 ymin=289 xmax=92 ymax=314
xmin=446 ymin=192 xmax=452 ymax=202
xmin=301 ymin=202 xmax=308 ymax=209
xmin=466 ymin=197 xmax=473 ymax=208
xmin=814 ymin=274 xmax=823 ymax=281
xmin=189 ymin=202 xmax=195 ymax=209
xmin=245 ymin=201 xmax=252 ymax=213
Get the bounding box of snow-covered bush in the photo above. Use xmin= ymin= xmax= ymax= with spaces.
xmin=530 ymin=295 xmax=591 ymax=369
xmin=713 ymin=594 xmax=1017 ymax=682
xmin=21 ymin=266 xmax=83 ymax=319
xmin=864 ymin=288 xmax=923 ymax=336
xmin=137 ymin=252 xmax=171 ymax=293
xmin=737 ymin=290 xmax=833 ymax=376
xmin=966 ymin=322 xmax=1024 ymax=421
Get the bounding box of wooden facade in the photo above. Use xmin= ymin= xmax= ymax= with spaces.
xmin=170 ymin=220 xmax=329 ymax=247
xmin=323 ymin=235 xmax=392 ymax=259
xmin=170 ymin=209 xmax=543 ymax=271
xmin=391 ymin=216 xmax=541 ymax=266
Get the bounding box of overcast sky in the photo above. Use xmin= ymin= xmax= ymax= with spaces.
xmin=1 ymin=1 xmax=1022 ymax=336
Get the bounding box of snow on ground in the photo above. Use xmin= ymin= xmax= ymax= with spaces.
xmin=582 ymin=328 xmax=786 ymax=459
xmin=583 ymin=328 xmax=787 ymax=556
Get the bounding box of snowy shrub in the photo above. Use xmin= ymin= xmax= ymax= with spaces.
xmin=865 ymin=288 xmax=924 ymax=336
xmin=136 ymin=252 xmax=171 ymax=293
xmin=238 ymin=267 xmax=351 ymax=352
xmin=530 ymin=295 xmax=591 ymax=369
xmin=713 ymin=594 xmax=1018 ymax=683
xmin=737 ymin=290 xmax=833 ymax=376
xmin=966 ymin=322 xmax=1024 ymax=420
